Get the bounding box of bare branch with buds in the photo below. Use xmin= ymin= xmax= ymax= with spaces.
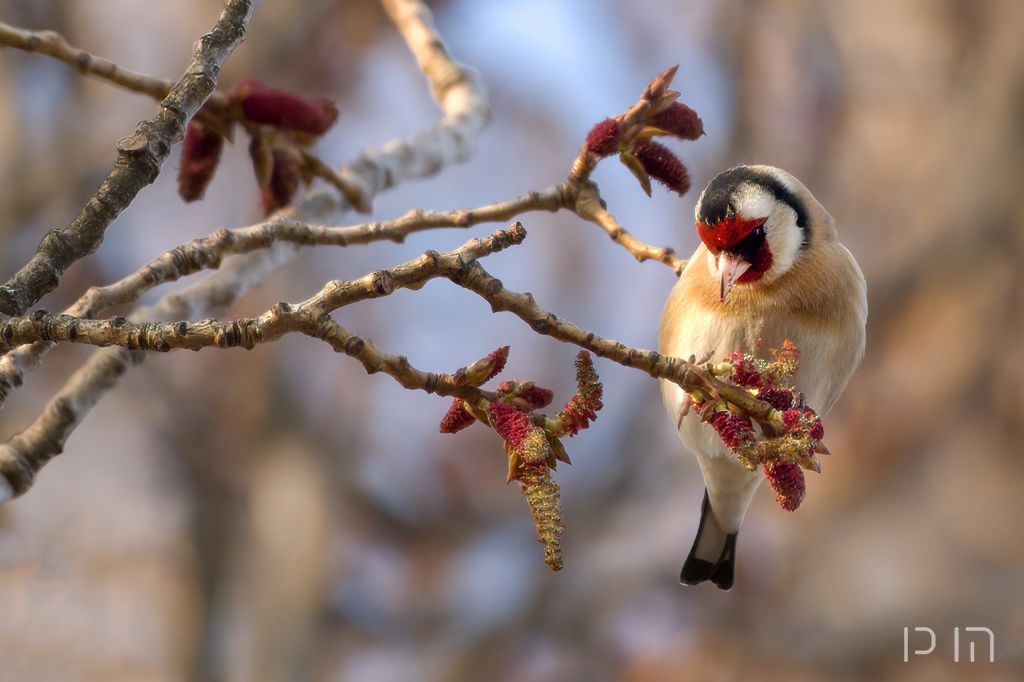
xmin=0 ymin=6 xmax=833 ymax=569
xmin=0 ymin=0 xmax=257 ymax=318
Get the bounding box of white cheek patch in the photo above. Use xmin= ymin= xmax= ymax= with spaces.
xmin=733 ymin=184 xmax=802 ymax=281
xmin=764 ymin=201 xmax=801 ymax=277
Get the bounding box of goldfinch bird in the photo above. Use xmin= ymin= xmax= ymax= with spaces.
xmin=658 ymin=165 xmax=867 ymax=590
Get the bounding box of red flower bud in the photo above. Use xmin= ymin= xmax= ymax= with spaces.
xmin=519 ymin=385 xmax=554 ymax=410
xmin=759 ymin=386 xmax=795 ymax=410
xmin=808 ymin=413 xmax=825 ymax=441
xmin=780 ymin=406 xmax=824 ymax=441
xmin=585 ymin=118 xmax=622 ymax=156
xmin=763 ymin=461 xmax=806 ymax=511
xmin=177 ymin=121 xmax=224 ymax=202
xmin=726 ymin=351 xmax=763 ymax=388
xmin=241 ymin=88 xmax=339 ymax=136
xmin=487 ymin=400 xmax=533 ymax=449
xmin=439 ymin=398 xmax=476 ymax=433
xmin=648 ymin=102 xmax=704 ymax=140
xmin=632 ymin=140 xmax=690 ymax=195
xmin=260 ymin=148 xmax=302 ymax=214
xmin=708 ymin=411 xmax=754 ymax=449
xmin=781 ymin=408 xmax=804 ymax=429
xmin=486 ymin=346 xmax=509 ymax=381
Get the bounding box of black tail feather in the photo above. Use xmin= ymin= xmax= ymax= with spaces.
xmin=680 ymin=488 xmax=738 ymax=591
xmin=709 ymin=533 xmax=737 ymax=590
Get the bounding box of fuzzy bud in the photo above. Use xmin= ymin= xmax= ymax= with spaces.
xmin=774 ymin=340 xmax=800 ymax=376
xmin=462 ymin=346 xmax=510 ymax=386
xmin=520 ymin=465 xmax=564 ymax=571
xmin=758 ymin=386 xmax=795 ymax=410
xmin=518 ymin=384 xmax=555 ymax=410
xmin=631 ymin=140 xmax=690 ymax=195
xmin=585 ymin=118 xmax=623 ymax=156
xmin=439 ymin=398 xmax=476 ymax=433
xmin=241 ymin=88 xmax=340 ymax=136
xmin=648 ymin=102 xmax=704 ymax=140
xmin=177 ymin=121 xmax=224 ymax=202
xmin=780 ymin=406 xmax=824 ymax=442
xmin=725 ymin=351 xmax=763 ymax=388
xmin=486 ymin=400 xmax=533 ymax=449
xmin=486 ymin=346 xmax=509 ymax=381
xmin=708 ymin=411 xmax=755 ymax=450
xmin=781 ymin=408 xmax=805 ymax=430
xmin=763 ymin=461 xmax=806 ymax=511
xmin=808 ymin=413 xmax=825 ymax=441
xmin=260 ymin=148 xmax=302 ymax=214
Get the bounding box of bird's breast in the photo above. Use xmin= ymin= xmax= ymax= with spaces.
xmin=658 ymin=243 xmax=865 ymax=417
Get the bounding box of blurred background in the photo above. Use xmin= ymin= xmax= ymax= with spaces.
xmin=1 ymin=0 xmax=1023 ymax=680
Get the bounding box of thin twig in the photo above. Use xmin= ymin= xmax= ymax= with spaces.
xmin=0 ymin=22 xmax=174 ymax=100
xmin=564 ymin=179 xmax=686 ymax=273
xmin=75 ymin=190 xmax=559 ymax=322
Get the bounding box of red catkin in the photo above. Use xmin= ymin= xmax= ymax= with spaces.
xmin=648 ymin=102 xmax=704 ymax=140
xmin=518 ymin=385 xmax=554 ymax=410
xmin=177 ymin=121 xmax=224 ymax=202
xmin=260 ymin=149 xmax=302 ymax=214
xmin=439 ymin=398 xmax=476 ymax=433
xmin=242 ymin=89 xmax=339 ymax=136
xmin=763 ymin=461 xmax=806 ymax=511
xmin=708 ymin=411 xmax=754 ymax=449
xmin=487 ymin=400 xmax=533 ymax=449
xmin=585 ymin=118 xmax=623 ymax=156
xmin=631 ymin=140 xmax=690 ymax=195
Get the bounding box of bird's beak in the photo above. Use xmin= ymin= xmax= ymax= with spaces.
xmin=716 ymin=253 xmax=751 ymax=301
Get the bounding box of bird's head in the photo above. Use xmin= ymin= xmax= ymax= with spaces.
xmin=695 ymin=165 xmax=820 ymax=301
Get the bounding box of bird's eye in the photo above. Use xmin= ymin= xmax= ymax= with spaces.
xmin=734 ymin=223 xmax=767 ymax=263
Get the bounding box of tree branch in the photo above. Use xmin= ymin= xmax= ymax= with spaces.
xmin=444 ymin=258 xmax=776 ymax=423
xmin=0 ymin=16 xmax=702 ymax=515
xmin=0 ymin=0 xmax=491 ymax=408
xmin=564 ymin=179 xmax=686 ymax=273
xmin=0 ymin=225 xmax=526 ymax=353
xmin=0 ymin=0 xmax=256 ymax=317
xmin=0 ymin=225 xmax=524 ymax=501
